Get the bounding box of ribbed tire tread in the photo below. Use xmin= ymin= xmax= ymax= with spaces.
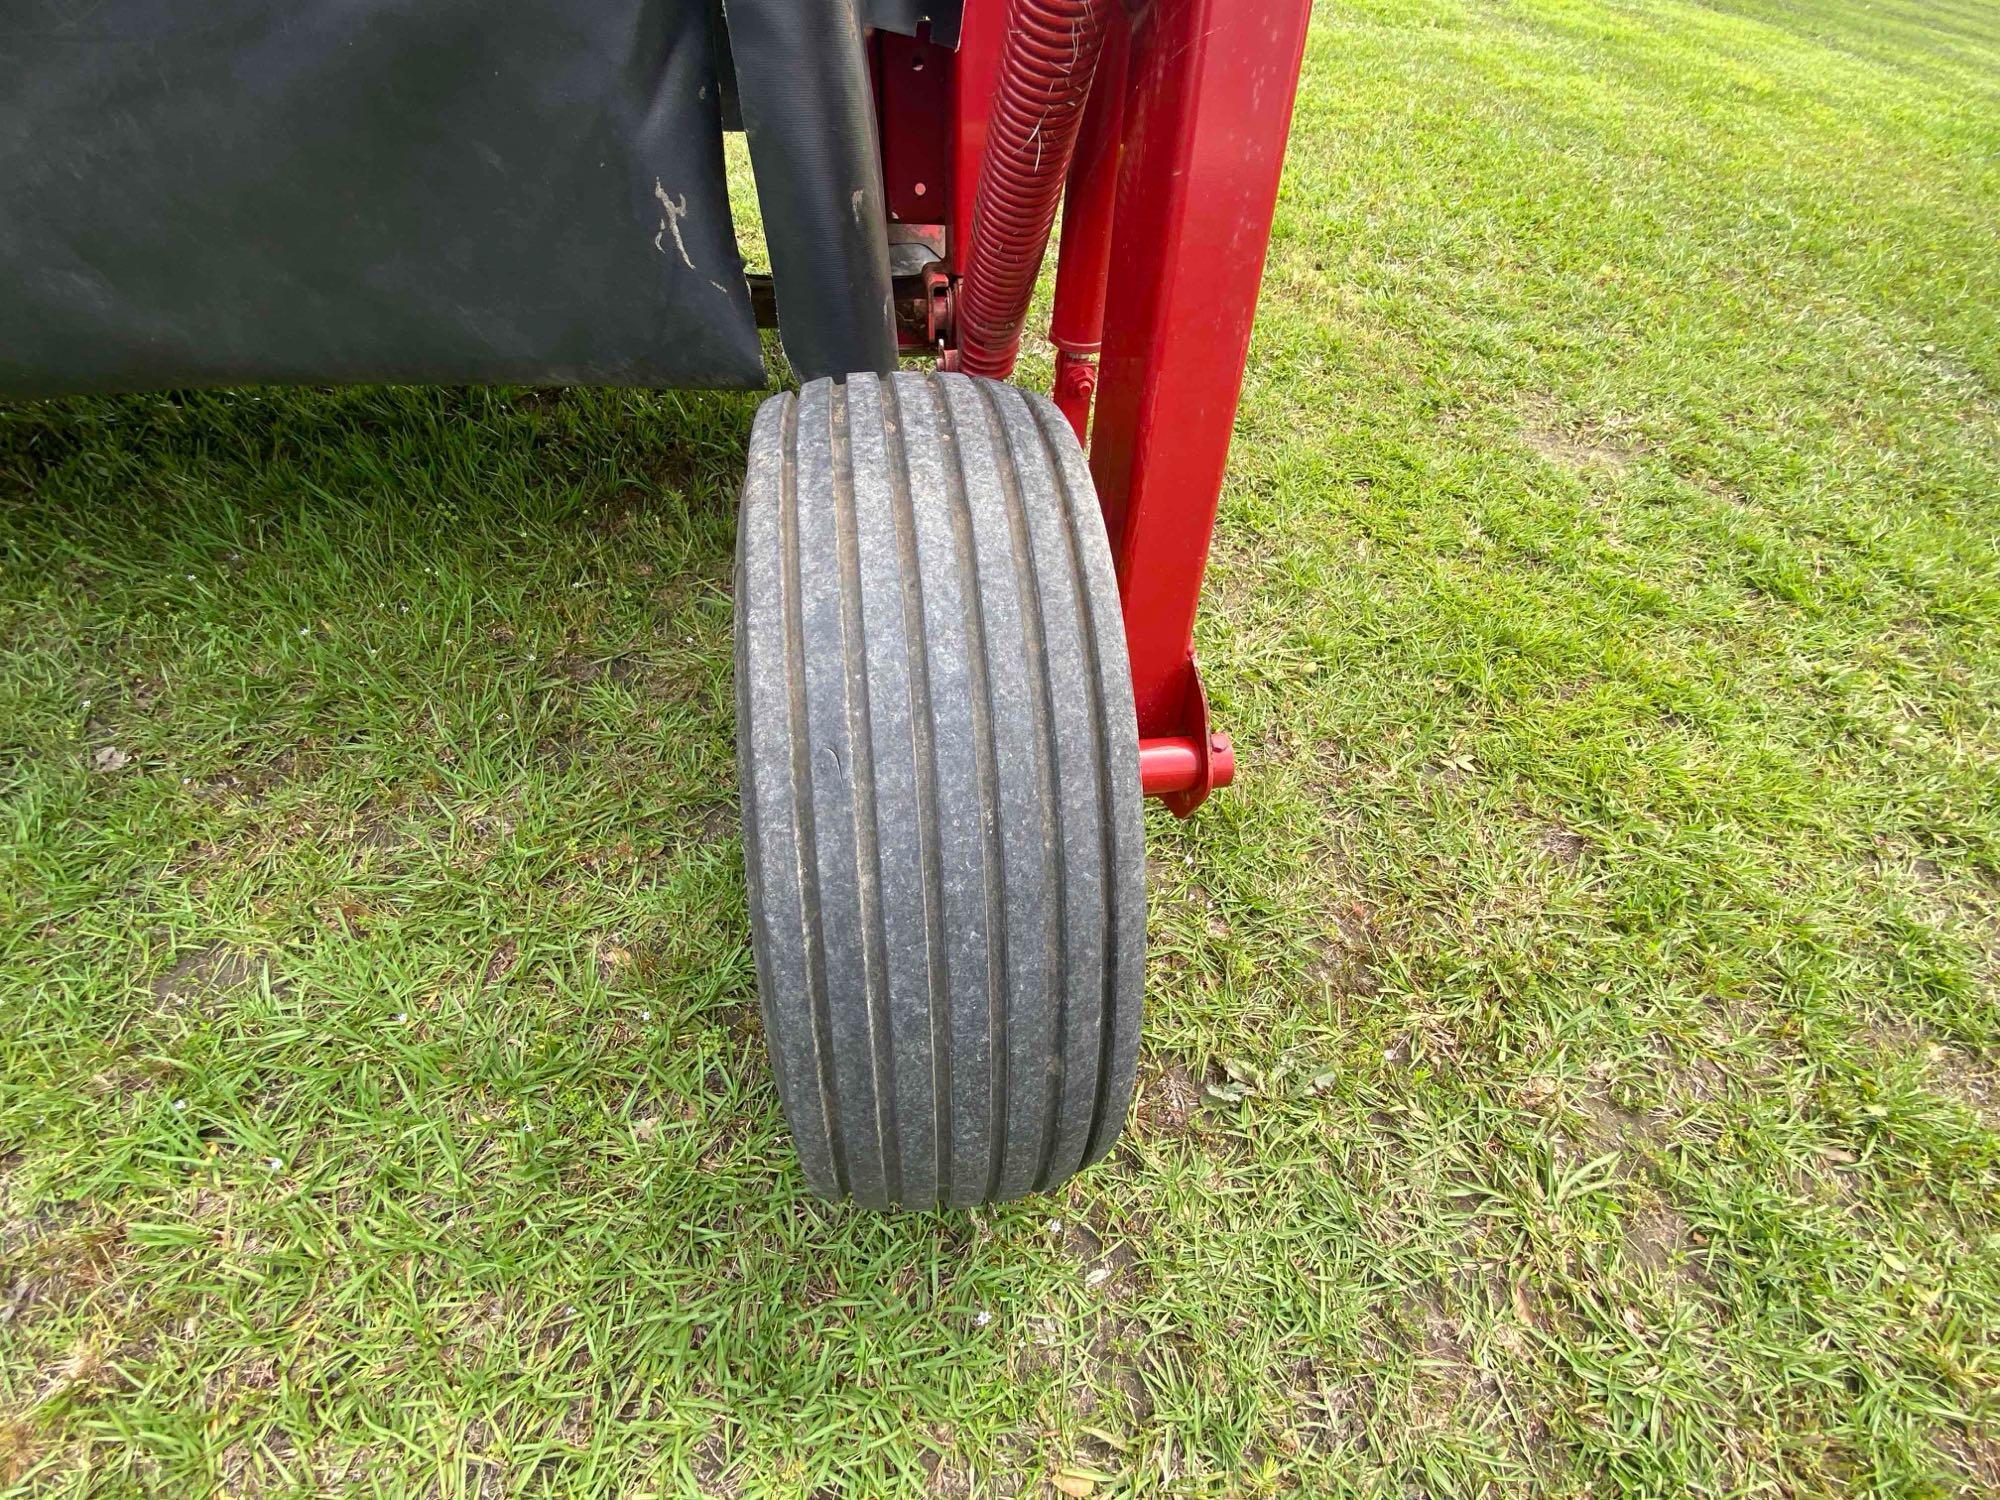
xmin=735 ymin=371 xmax=1145 ymax=1208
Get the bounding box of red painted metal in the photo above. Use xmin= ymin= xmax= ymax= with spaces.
xmin=1138 ymin=731 xmax=1236 ymax=806
xmin=1136 ymin=738 xmax=1200 ymax=793
xmin=1047 ymin=11 xmax=1128 ymax=441
xmin=1085 ymin=0 xmax=1312 ymax=807
xmin=878 ymin=0 xmax=1308 ymax=811
xmin=873 ymin=30 xmax=955 ymax=228
xmin=949 ymin=0 xmax=1006 ymax=267
xmin=1154 ymin=664 xmax=1233 ymax=814
xmin=955 ymin=0 xmax=1120 ymax=378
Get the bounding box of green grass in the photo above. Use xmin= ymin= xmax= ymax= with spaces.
xmin=4 ymin=0 xmax=1998 ymax=1493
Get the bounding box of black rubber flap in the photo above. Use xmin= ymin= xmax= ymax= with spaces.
xmin=0 ymin=1 xmax=766 ymax=395
xmin=722 ymin=0 xmax=898 ymax=382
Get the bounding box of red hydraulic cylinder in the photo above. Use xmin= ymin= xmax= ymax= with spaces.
xmin=1047 ymin=12 xmax=1128 ymax=442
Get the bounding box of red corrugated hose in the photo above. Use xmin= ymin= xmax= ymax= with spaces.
xmin=955 ymin=0 xmax=1120 ymax=379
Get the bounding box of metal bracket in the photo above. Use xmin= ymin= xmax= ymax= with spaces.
xmin=1135 ymin=658 xmax=1234 ymax=816
xmin=863 ymin=0 xmax=964 ymax=47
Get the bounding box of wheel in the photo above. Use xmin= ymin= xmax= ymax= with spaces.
xmin=734 ymin=370 xmax=1146 ymax=1208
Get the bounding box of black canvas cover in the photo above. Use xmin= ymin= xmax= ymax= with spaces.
xmin=0 ymin=0 xmax=767 ymax=394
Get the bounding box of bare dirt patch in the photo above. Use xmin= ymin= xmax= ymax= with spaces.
xmin=1925 ymin=1046 xmax=2000 ymax=1125
xmin=1130 ymin=1061 xmax=1200 ymax=1141
xmin=673 ymin=801 xmax=736 ymax=847
xmin=148 ymin=944 xmax=256 ymax=1007
xmin=1305 ymin=929 xmax=1380 ymax=1000
xmin=1058 ymin=1217 xmax=1142 ymax=1302
xmin=482 ymin=939 xmax=520 ymax=988
xmin=1934 ymin=1425 xmax=2000 ymax=1494
xmin=1521 ymin=423 xmax=1648 ymax=474
xmin=1538 ymin=824 xmax=1590 ymax=864
xmin=1574 ymin=1090 xmax=1662 ymax=1158
xmin=1623 ymin=1201 xmax=1707 ymax=1285
xmin=553 ymin=650 xmax=645 ymax=687
xmin=1089 ymin=1315 xmax=1168 ymax=1428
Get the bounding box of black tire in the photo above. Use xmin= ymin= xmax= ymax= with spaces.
xmin=734 ymin=371 xmax=1146 ymax=1208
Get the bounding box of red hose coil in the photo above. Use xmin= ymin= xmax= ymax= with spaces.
xmin=956 ymin=0 xmax=1119 ymax=379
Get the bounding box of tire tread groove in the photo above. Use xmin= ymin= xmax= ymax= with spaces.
xmin=778 ymin=391 xmax=849 ymax=1197
xmin=1030 ymin=397 xmax=1124 ymax=1169
xmin=881 ymin=373 xmax=952 ymax=1206
xmin=830 ymin=377 xmax=901 ymax=1206
xmin=976 ymin=381 xmax=1070 ymax=1196
xmin=936 ymin=377 xmax=1012 ymax=1204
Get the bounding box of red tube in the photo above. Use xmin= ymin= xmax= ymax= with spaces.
xmin=1138 ymin=735 xmax=1236 ymax=799
xmin=1049 ymin=13 xmax=1127 ymax=360
xmin=955 ymin=0 xmax=1119 ymax=379
xmin=1049 ymin=12 xmax=1128 ymax=440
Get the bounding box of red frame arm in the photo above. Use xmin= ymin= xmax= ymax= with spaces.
xmin=1087 ymin=0 xmax=1312 ymax=811
xmin=875 ymin=0 xmax=1314 ymax=812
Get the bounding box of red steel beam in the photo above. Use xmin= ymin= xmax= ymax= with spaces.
xmin=1087 ymin=0 xmax=1313 ymax=806
xmin=949 ymin=0 xmax=1008 ymax=267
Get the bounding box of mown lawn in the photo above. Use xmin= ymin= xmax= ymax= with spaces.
xmin=4 ymin=0 xmax=1998 ymax=1494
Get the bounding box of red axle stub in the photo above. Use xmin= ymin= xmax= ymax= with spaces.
xmin=1137 ymin=732 xmax=1235 ymax=807
xmin=1135 ymin=659 xmax=1232 ymax=815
